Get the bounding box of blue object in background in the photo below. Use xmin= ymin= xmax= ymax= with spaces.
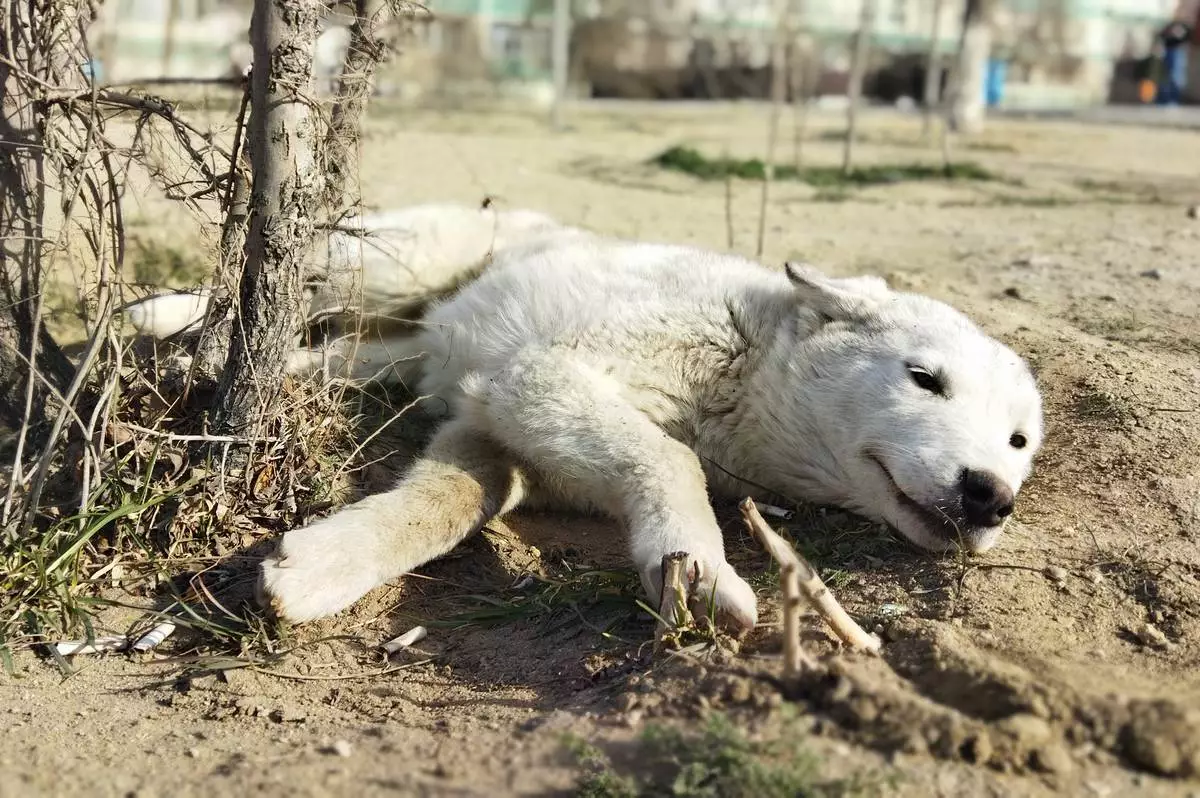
xmin=81 ymin=58 xmax=103 ymax=83
xmin=984 ymin=59 xmax=1008 ymax=108
xmin=1157 ymin=46 xmax=1188 ymax=105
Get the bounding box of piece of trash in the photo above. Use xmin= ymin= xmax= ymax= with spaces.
xmin=753 ymin=501 xmax=794 ymax=521
xmin=54 ymin=635 xmax=129 ymax=657
xmin=132 ymin=621 xmax=177 ymax=652
xmin=381 ymin=625 xmax=428 ymax=655
xmin=877 ymin=603 xmax=909 ymax=619
xmin=511 ymin=574 xmax=538 ymax=591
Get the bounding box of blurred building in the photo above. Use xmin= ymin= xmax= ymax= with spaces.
xmin=84 ymin=0 xmax=1195 ymax=108
xmin=88 ymin=0 xmax=251 ymax=83
xmin=419 ymin=0 xmax=1189 ymax=108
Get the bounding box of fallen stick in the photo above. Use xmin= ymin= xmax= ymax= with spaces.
xmin=780 ymin=564 xmax=816 ymax=677
xmin=656 ymin=551 xmax=693 ymax=644
xmin=739 ymin=498 xmax=882 ymax=655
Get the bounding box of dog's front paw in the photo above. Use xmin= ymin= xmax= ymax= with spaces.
xmin=694 ymin=560 xmax=758 ymax=633
xmin=257 ymin=517 xmax=383 ymax=624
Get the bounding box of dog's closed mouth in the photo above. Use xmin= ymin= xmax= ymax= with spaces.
xmin=866 ymin=454 xmax=963 ymax=540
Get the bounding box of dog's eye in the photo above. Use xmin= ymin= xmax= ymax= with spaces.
xmin=907 ymin=366 xmax=944 ymax=395
xmin=1009 ymin=432 xmax=1027 ymax=449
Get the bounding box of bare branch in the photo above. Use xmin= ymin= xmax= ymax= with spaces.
xmin=739 ymin=498 xmax=882 ymax=655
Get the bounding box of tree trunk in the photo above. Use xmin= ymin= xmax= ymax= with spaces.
xmin=191 ymin=88 xmax=253 ymax=385
xmin=949 ymin=0 xmax=994 ymax=134
xmin=197 ymin=1 xmax=406 ymax=390
xmin=789 ymin=0 xmax=814 ymax=170
xmin=550 ymin=0 xmax=571 ymax=130
xmin=921 ymin=0 xmax=946 ymax=140
xmin=212 ymin=0 xmax=324 ymax=437
xmin=841 ymin=0 xmax=877 ymax=174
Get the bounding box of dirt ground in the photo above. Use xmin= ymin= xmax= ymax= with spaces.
xmin=3 ymin=101 xmax=1200 ymax=797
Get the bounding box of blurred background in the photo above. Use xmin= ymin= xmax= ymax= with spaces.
xmin=87 ymin=0 xmax=1200 ymax=113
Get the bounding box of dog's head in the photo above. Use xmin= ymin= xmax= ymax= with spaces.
xmin=781 ymin=263 xmax=1043 ymax=553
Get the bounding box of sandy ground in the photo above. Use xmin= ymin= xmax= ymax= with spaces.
xmin=3 ymin=101 xmax=1200 ymax=797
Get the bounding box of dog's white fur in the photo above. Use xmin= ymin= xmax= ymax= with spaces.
xmin=228 ymin=204 xmax=1044 ymax=632
xmin=123 ymin=203 xmax=571 ymax=348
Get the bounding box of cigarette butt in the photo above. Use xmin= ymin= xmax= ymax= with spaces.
xmin=754 ymin=501 xmax=794 ymax=520
xmin=132 ymin=621 xmax=176 ymax=652
xmin=381 ymin=625 xmax=427 ymax=655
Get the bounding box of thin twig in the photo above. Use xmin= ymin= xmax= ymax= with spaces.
xmin=739 ymin=498 xmax=881 ymax=655
xmin=780 ymin=563 xmax=814 ymax=677
xmin=656 ymin=551 xmax=692 ymax=645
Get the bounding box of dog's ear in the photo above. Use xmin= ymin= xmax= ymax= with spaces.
xmin=784 ymin=261 xmax=890 ymax=320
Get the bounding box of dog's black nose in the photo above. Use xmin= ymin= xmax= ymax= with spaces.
xmin=959 ymin=469 xmax=1015 ymax=528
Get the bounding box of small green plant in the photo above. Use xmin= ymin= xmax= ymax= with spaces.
xmin=650 ymin=146 xmax=1000 ymax=187
xmin=429 ymin=565 xmax=645 ymax=642
xmin=567 ymin=713 xmax=880 ymax=798
xmin=565 ymin=735 xmax=640 ymax=798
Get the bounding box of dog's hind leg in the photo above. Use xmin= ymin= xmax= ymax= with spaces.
xmin=259 ymin=418 xmax=527 ymax=623
xmin=460 ymin=351 xmax=759 ymax=632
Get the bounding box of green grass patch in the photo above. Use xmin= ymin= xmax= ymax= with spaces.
xmin=127 ymin=234 xmax=211 ymax=287
xmin=427 ymin=565 xmax=646 ymax=642
xmin=650 ymin=145 xmax=1000 ymax=187
xmin=567 ymin=712 xmax=886 ymax=797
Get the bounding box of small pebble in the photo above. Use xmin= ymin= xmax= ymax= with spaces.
xmin=999 ymin=713 xmax=1053 ymax=748
xmin=1044 ymin=565 xmax=1069 ymax=584
xmin=1133 ymin=622 xmax=1170 ymax=650
xmin=1187 ymin=205 xmax=1199 ymax=220
xmin=1032 ymin=743 xmax=1074 ymax=774
xmin=1139 ymin=268 xmax=1162 ymax=280
xmin=331 ymin=739 xmax=353 ymax=758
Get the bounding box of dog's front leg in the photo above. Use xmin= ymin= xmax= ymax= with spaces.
xmin=462 ymin=351 xmax=759 ymax=632
xmin=259 ymin=418 xmax=527 ymax=623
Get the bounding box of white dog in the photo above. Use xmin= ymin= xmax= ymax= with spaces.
xmin=241 ymin=206 xmax=1043 ymax=633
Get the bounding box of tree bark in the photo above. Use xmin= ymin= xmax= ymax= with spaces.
xmin=212 ymin=0 xmax=324 ymax=437
xmin=841 ymin=0 xmax=877 ymax=174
